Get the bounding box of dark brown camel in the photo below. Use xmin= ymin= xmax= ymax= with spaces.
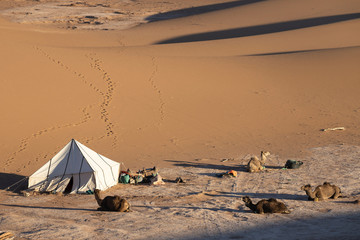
xmin=242 ymin=196 xmax=290 ymax=214
xmin=94 ymin=189 xmax=131 ymax=212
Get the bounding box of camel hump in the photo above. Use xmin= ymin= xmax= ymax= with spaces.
xmin=253 ymin=198 xmax=290 ymax=214
xmin=247 ymin=155 xmax=265 ymax=173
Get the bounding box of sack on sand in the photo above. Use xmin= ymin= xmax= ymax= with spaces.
xmin=135 ymin=175 xmax=144 ymax=184
xmin=150 ymin=174 xmax=165 ymax=185
xmin=119 ymin=174 xmax=130 ymax=184
xmin=216 ymin=170 xmax=238 ymax=178
xmin=284 ymin=160 xmax=303 ymax=169
xmin=138 ymin=166 xmax=158 ymax=178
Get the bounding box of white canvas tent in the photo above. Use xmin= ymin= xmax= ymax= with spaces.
xmin=28 ymin=139 xmax=120 ymax=194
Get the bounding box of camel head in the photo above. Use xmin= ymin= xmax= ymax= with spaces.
xmin=242 ymin=196 xmax=252 ymax=204
xmin=261 ymin=151 xmax=270 ymax=158
xmin=120 ymin=199 xmax=131 ymax=212
xmin=260 ymin=151 xmax=270 ymax=164
xmin=94 ymin=189 xmax=101 ymax=194
xmin=301 ymin=184 xmax=311 ymax=191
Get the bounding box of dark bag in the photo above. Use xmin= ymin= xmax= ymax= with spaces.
xmin=285 ymin=160 xmax=303 ymax=169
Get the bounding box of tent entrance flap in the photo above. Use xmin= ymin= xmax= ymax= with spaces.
xmin=64 ymin=177 xmax=73 ymax=194
xmin=43 ymin=176 xmax=71 ymax=192
xmin=71 ymin=172 xmax=95 ymax=193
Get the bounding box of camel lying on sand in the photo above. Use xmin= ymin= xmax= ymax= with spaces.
xmin=242 ymin=196 xmax=290 ymax=214
xmin=94 ymin=189 xmax=131 ymax=212
xmin=301 ymin=182 xmax=342 ymax=201
xmin=247 ymin=151 xmax=270 ymax=173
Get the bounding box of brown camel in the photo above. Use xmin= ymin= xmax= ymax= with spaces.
xmin=301 ymin=182 xmax=342 ymax=201
xmin=247 ymin=151 xmax=270 ymax=173
xmin=242 ymin=196 xmax=290 ymax=214
xmin=94 ymin=189 xmax=131 ymax=212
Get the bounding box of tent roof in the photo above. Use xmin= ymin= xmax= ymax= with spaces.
xmin=30 ymin=139 xmax=119 ymax=180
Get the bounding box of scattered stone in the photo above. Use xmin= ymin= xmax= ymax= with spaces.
xmin=221 ymin=158 xmax=234 ymax=162
xmin=85 ymin=15 xmax=98 ymax=19
xmin=321 ymin=127 xmax=345 ymax=132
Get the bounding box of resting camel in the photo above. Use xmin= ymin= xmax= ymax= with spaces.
xmin=301 ymin=182 xmax=342 ymax=201
xmin=247 ymin=151 xmax=270 ymax=173
xmin=94 ymin=189 xmax=131 ymax=212
xmin=242 ymin=196 xmax=290 ymax=214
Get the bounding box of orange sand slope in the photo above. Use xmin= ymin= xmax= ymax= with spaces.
xmin=1 ymin=0 xmax=360 ymax=178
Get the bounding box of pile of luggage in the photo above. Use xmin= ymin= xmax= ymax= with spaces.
xmin=119 ymin=166 xmax=165 ymax=185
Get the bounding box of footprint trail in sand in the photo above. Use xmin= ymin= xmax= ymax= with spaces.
xmin=5 ymin=105 xmax=93 ymax=172
xmin=148 ymin=57 xmax=165 ymax=123
xmin=5 ymin=47 xmax=120 ymax=171
xmin=87 ymin=53 xmax=118 ymax=148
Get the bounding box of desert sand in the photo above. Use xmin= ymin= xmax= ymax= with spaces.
xmin=0 ymin=0 xmax=360 ymax=239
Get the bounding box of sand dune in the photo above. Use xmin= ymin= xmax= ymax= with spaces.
xmin=0 ymin=0 xmax=360 ymax=239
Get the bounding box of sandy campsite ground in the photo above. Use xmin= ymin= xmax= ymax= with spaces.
xmin=0 ymin=0 xmax=360 ymax=239
xmin=1 ymin=145 xmax=360 ymax=239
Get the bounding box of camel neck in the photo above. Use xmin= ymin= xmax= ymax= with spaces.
xmin=246 ymin=201 xmax=257 ymax=213
xmin=304 ymin=189 xmax=316 ymax=199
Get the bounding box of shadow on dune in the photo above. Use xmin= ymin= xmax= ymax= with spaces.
xmin=204 ymin=191 xmax=307 ymax=201
xmin=245 ymin=46 xmax=360 ymax=56
xmin=334 ymin=200 xmax=360 ymax=204
xmin=146 ymin=0 xmax=266 ymax=22
xmin=247 ymin=48 xmax=332 ymax=56
xmin=0 ymin=172 xmax=28 ymax=193
xmin=133 ymin=204 xmax=244 ymax=213
xmin=0 ymin=203 xmax=97 ymax=212
xmin=134 ymin=203 xmax=360 ymax=239
xmin=165 ymin=159 xmax=246 ymax=171
xmin=265 ymin=165 xmax=284 ymax=170
xmin=165 ymin=160 xmax=284 ymax=172
xmin=155 ymin=13 xmax=360 ymax=44
xmin=184 ymin=211 xmax=360 ymax=239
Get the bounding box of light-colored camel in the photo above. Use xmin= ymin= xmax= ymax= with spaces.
xmin=94 ymin=189 xmax=131 ymax=212
xmin=242 ymin=196 xmax=290 ymax=214
xmin=247 ymin=151 xmax=270 ymax=173
xmin=301 ymin=182 xmax=342 ymax=201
